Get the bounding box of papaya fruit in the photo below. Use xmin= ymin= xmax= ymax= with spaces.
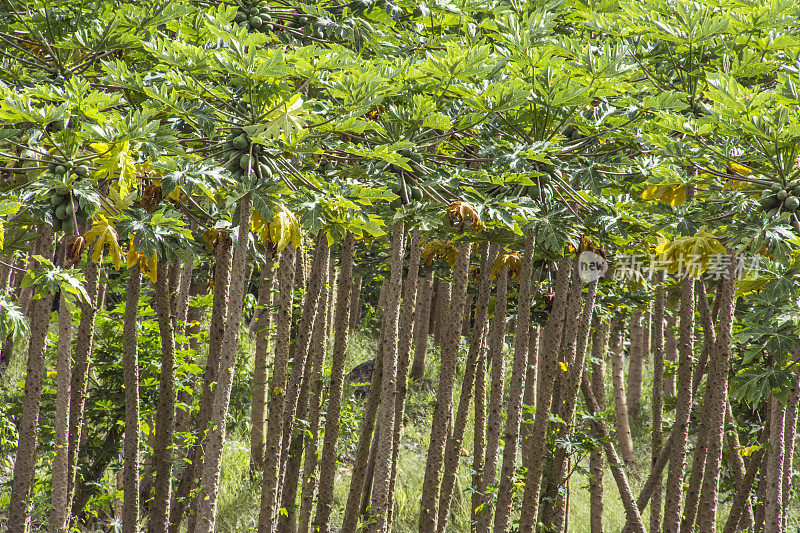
xmin=55 ymin=204 xmax=68 ymax=220
xmin=784 ymin=196 xmax=799 ymax=211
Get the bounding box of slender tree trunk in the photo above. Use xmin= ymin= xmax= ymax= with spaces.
xmin=386 ymin=228 xmax=422 ymax=526
xmin=475 ymin=263 xmax=508 ymax=533
xmin=418 ymin=242 xmax=471 ymax=533
xmin=313 ymin=232 xmax=354 ymax=533
xmin=627 ymin=309 xmax=644 ymax=422
xmin=662 ymin=277 xmax=695 ymax=533
xmin=297 ymin=272 xmax=331 ymax=533
xmin=724 ymin=400 xmax=754 ymax=531
xmin=493 ymin=235 xmax=538 ymax=533
xmin=278 ymin=232 xmax=330 ymax=507
xmin=520 ymin=324 xmax=540 ymax=470
xmin=65 ymin=246 xmax=102 ymax=520
xmin=433 ymin=278 xmax=451 ymax=347
xmin=172 ymin=236 xmax=233 ymax=533
xmin=341 ymin=342 xmax=384 ymax=532
xmin=650 ymin=279 xmax=665 ymax=533
xmin=696 ymin=269 xmax=736 ymax=533
xmin=371 ymin=234 xmax=408 ymax=533
xmin=437 ymin=243 xmax=497 ymax=533
xmin=581 ymin=374 xmax=647 ymax=533
xmin=279 ymin=234 xmax=331 ymax=533
xmin=410 ymin=274 xmax=433 ymax=382
xmin=250 ymin=252 xmax=275 ymax=472
xmin=765 ymin=393 xmax=785 ymax=533
xmin=471 ymin=349 xmax=487 ymax=533
xmin=50 ymin=254 xmax=74 ymax=533
xmin=722 ymin=447 xmax=767 ymax=533
xmin=517 ymin=257 xmax=573 ymax=533
xmin=664 ymin=311 xmax=677 ymax=397
xmin=257 ymin=241 xmax=298 ymax=533
xmin=610 ymin=312 xmax=636 ymax=469
xmin=350 ymin=275 xmax=362 ymax=331
xmin=590 ymin=319 xmax=609 ymax=533
xmin=781 ymin=368 xmax=800 ymax=532
xmin=8 ymin=228 xmax=56 ymax=533
xmin=122 ymin=264 xmax=142 ymax=533
xmin=547 ymin=277 xmax=599 ymax=532
xmin=192 ymin=197 xmax=252 ymax=533
xmin=148 ymin=259 xmax=180 ymax=533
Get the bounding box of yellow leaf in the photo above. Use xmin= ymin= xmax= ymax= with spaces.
xmin=723 ymin=179 xmax=750 ymax=191
xmin=558 ymin=361 xmax=568 ymax=372
xmin=0 ymin=220 xmax=4 ymax=250
xmin=269 ymin=206 xmax=301 ymax=252
xmin=84 ymin=215 xmax=123 ymax=269
xmin=729 ymin=162 xmax=752 ymax=176
xmin=91 ymin=141 xmax=138 ymax=197
xmin=640 ymin=185 xmax=659 ymax=200
xmin=126 ymin=242 xmax=158 ymax=282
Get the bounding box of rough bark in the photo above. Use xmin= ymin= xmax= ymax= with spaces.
xmin=192 ymin=197 xmax=252 ymax=533
xmin=257 ymin=241 xmax=298 ymax=533
xmin=122 ymin=264 xmax=142 ymax=533
xmin=765 ymin=394 xmax=785 ymax=533
xmin=664 ymin=310 xmax=678 ymax=397
xmin=349 ymin=275 xmax=362 ymax=331
xmin=520 ymin=324 xmax=540 ymax=470
xmin=250 ymin=252 xmax=275 ymax=472
xmin=722 ymin=447 xmax=766 ymax=533
xmin=590 ymin=319 xmax=609 ymax=533
xmin=610 ymin=312 xmax=636 ymax=469
xmin=697 ymin=270 xmax=737 ymax=533
xmin=8 ymin=228 xmax=56 ymax=533
xmin=172 ymin=235 xmax=233 ymax=533
xmin=474 ymin=263 xmax=508 ymax=533
xmin=50 ymin=269 xmax=74 ymax=533
xmin=313 ymin=232 xmax=354 ymax=533
xmin=409 ymin=274 xmax=433 ymax=382
xmin=662 ymin=277 xmax=695 ymax=533
xmin=386 ymin=228 xmax=422 ymax=527
xmin=782 ymin=369 xmax=800 ymax=532
xmin=649 ymin=280 xmax=665 ymax=533
xmin=297 ymin=273 xmax=330 ymax=533
xmin=65 ymin=247 xmax=103 ymax=514
xmin=471 ymin=349 xmax=488 ymax=533
xmin=494 ymin=236 xmax=539 ymax=533
xmin=626 ymin=309 xmax=644 ymax=422
xmin=417 ymin=242 xmax=471 ymax=533
xmin=149 ymin=260 xmax=180 ymax=533
xmin=581 ymin=374 xmax=647 ymax=533
xmin=547 ymin=278 xmax=599 ymax=532
xmin=437 ymin=242 xmax=497 ymax=533
xmin=517 ymin=257 xmax=573 ymax=533
xmin=278 ymin=231 xmax=330 ymax=503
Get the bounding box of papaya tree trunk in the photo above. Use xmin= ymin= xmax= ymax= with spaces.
xmin=349 ymin=275 xmax=362 ymax=331
xmin=149 ymin=259 xmax=181 ymax=533
xmin=697 ymin=268 xmax=736 ymax=533
xmin=386 ymin=228 xmax=422 ymax=527
xmin=250 ymin=252 xmax=275 ymax=472
xmin=493 ymin=234 xmax=538 ymax=533
xmin=66 ymin=247 xmax=102 ymax=515
xmin=781 ymin=367 xmax=800 ymax=532
xmin=662 ymin=277 xmax=695 ymax=533
xmin=172 ymin=234 xmax=233 ymax=533
xmin=471 ymin=350 xmax=488 ymax=533
xmin=520 ymin=324 xmax=540 ymax=470
xmin=122 ymin=264 xmax=142 ymax=533
xmin=626 ymin=309 xmax=644 ymax=422
xmin=8 ymin=228 xmax=56 ymax=533
xmin=664 ymin=310 xmax=678 ymax=397
xmin=313 ymin=232 xmax=354 ymax=533
xmin=257 ymin=240 xmax=297 ymax=533
xmin=590 ymin=318 xmax=609 ymax=533
xmin=517 ymin=257 xmax=572 ymax=533
xmin=722 ymin=446 xmax=766 ymax=533
xmin=368 ymin=221 xmax=407 ymax=533
xmin=649 ymin=279 xmax=665 ymax=533
xmin=297 ymin=270 xmax=331 ymax=533
xmin=279 ymin=232 xmax=330 ymax=533
xmin=418 ymin=242 xmax=471 ymax=533
xmin=475 ymin=262 xmax=508 ymax=533
xmin=409 ymin=273 xmax=433 ymax=382
xmin=192 ymin=197 xmax=251 ymax=533
xmin=765 ymin=393 xmax=785 ymax=533
xmin=437 ymin=242 xmax=497 ymax=533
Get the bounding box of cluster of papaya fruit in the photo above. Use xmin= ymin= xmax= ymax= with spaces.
xmin=759 ymin=182 xmax=800 ymax=214
xmin=47 ymin=160 xmax=93 ymax=233
xmin=234 ymin=0 xmax=272 ymax=32
xmin=388 ymin=174 xmax=423 ymax=207
xmin=222 ymin=127 xmax=272 ymax=181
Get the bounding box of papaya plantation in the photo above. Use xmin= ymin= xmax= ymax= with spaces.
xmin=1 ymin=0 xmax=800 ymax=532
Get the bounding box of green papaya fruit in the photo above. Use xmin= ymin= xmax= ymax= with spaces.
xmin=250 ymin=15 xmax=263 ymax=28
xmin=792 ymin=184 xmax=800 ymax=196
xmin=54 ymin=165 xmax=67 ymax=176
xmin=51 ymin=194 xmax=65 ymax=206
xmin=784 ymin=196 xmax=800 ymax=211
xmin=63 ymin=217 xmax=75 ymax=234
xmin=239 ymin=153 xmax=252 ymax=170
xmin=771 ymin=182 xmax=783 ymax=192
xmin=55 ymin=204 xmax=68 ymax=220
xmin=777 ymin=190 xmax=789 ymax=200
xmin=412 ymin=187 xmax=423 ymax=201
xmin=232 ymin=134 xmax=249 ymax=150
